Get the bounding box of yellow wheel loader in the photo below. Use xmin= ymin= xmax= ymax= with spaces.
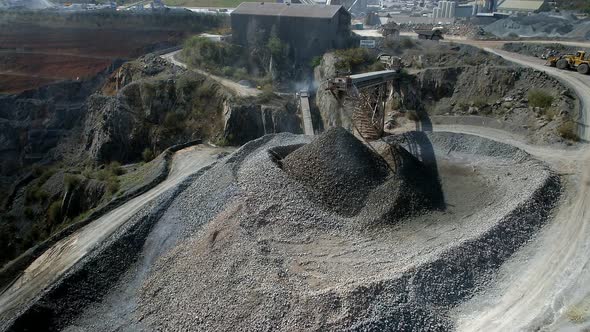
xmin=547 ymin=51 xmax=590 ymax=75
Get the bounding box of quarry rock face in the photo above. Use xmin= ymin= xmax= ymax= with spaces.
xmin=0 ymin=79 xmax=102 ymax=175
xmin=83 ymin=81 xmax=304 ymax=162
xmin=222 ymin=100 xmax=303 ymax=145
xmin=313 ymin=53 xmax=353 ymax=130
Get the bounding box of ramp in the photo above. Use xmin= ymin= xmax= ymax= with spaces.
xmin=299 ymin=95 xmax=314 ymax=135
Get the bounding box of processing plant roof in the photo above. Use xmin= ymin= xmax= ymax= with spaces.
xmin=231 ymin=2 xmax=346 ymax=18
xmin=497 ymin=0 xmax=545 ymax=11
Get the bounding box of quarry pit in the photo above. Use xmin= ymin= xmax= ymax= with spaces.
xmin=2 ymin=8 xmax=590 ymax=331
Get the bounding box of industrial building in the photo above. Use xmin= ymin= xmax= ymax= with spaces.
xmin=230 ymin=2 xmax=351 ymax=62
xmin=497 ymin=0 xmax=547 ymax=14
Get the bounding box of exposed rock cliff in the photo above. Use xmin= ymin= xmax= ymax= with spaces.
xmin=84 ymin=73 xmax=228 ymax=162
xmin=223 ymin=99 xmax=302 ymax=145
xmin=313 ymin=53 xmax=352 ymax=130
xmin=0 ymin=54 xmax=303 ymax=269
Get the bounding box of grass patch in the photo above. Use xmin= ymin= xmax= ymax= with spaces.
xmin=143 ymin=148 xmax=155 ymax=162
xmin=64 ymin=174 xmax=82 ymax=191
xmin=72 ymin=210 xmax=92 ymax=224
xmin=81 ymin=163 xmax=125 ymax=198
xmin=182 ymin=36 xmax=245 ymax=74
xmin=528 ymin=89 xmax=554 ymax=109
xmin=334 ymin=48 xmax=373 ymax=73
xmin=107 ymin=161 xmax=125 ymax=176
xmin=214 ymin=137 xmax=230 ymax=146
xmin=47 ymin=201 xmax=62 ymax=225
xmin=25 ymin=185 xmax=50 ymax=204
xmin=558 ymin=120 xmax=580 ymax=141
xmin=106 ymin=178 xmax=120 ymax=196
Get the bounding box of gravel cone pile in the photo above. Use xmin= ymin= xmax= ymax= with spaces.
xmin=281 ymin=127 xmax=390 ymax=216
xmin=137 ymin=131 xmax=450 ymax=331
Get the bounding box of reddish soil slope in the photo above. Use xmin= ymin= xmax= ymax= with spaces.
xmin=0 ymin=25 xmax=186 ymax=93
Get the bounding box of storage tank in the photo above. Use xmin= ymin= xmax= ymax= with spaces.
xmin=443 ymin=1 xmax=450 ymax=18
xmin=433 ymin=7 xmax=440 ymax=18
xmin=449 ymin=1 xmax=455 ymax=18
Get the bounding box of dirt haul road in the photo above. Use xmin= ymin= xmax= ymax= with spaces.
xmin=160 ymin=50 xmax=261 ymax=97
xmin=437 ymin=46 xmax=590 ymax=331
xmin=0 ymin=145 xmax=233 ymax=329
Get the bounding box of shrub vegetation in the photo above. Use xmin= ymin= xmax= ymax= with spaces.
xmin=334 ymin=48 xmax=373 ymax=72
xmin=558 ymin=120 xmax=580 ymax=141
xmin=528 ymin=89 xmax=554 ymax=109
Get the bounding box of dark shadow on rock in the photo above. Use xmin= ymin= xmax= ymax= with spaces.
xmin=386 ymin=107 xmax=445 ymax=211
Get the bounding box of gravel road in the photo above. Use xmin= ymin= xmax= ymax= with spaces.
xmin=0 ymin=144 xmax=233 ymax=330
xmin=433 ymin=43 xmax=590 ymax=331
xmin=160 ymin=50 xmax=261 ymax=97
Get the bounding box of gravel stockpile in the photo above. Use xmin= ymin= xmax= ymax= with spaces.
xmin=132 ymin=131 xmax=558 ymax=331
xmin=11 ymin=131 xmax=559 ymax=332
xmin=502 ymin=42 xmax=589 ymax=59
xmin=485 ymin=14 xmax=590 ymax=39
xmin=281 ymin=127 xmax=390 ymax=216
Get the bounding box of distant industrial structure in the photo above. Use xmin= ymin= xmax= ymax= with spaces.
xmin=497 ymin=0 xmax=547 ymax=14
xmin=432 ymin=1 xmax=456 ymax=19
xmin=230 ymin=3 xmax=351 ymax=62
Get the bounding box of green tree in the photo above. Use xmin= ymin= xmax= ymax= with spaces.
xmin=267 ymin=35 xmax=283 ymax=58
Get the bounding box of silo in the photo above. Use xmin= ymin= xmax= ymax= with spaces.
xmin=433 ymin=7 xmax=440 ymax=18
xmin=449 ymin=1 xmax=456 ymax=18
xmin=443 ymin=1 xmax=450 ymax=18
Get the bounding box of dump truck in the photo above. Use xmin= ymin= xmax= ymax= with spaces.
xmin=414 ymin=27 xmax=444 ymax=41
xmin=546 ymin=51 xmax=590 ymax=75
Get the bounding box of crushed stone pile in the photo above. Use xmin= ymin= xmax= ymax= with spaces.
xmin=485 ymin=14 xmax=590 ymax=39
xmin=281 ymin=127 xmax=390 ymax=216
xmin=136 ymin=131 xmax=450 ymax=331
xmin=14 ymin=131 xmax=558 ymax=332
xmin=502 ymin=42 xmax=589 ymax=58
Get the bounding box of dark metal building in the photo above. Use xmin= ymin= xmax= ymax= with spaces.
xmin=230 ymin=2 xmax=351 ymax=62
